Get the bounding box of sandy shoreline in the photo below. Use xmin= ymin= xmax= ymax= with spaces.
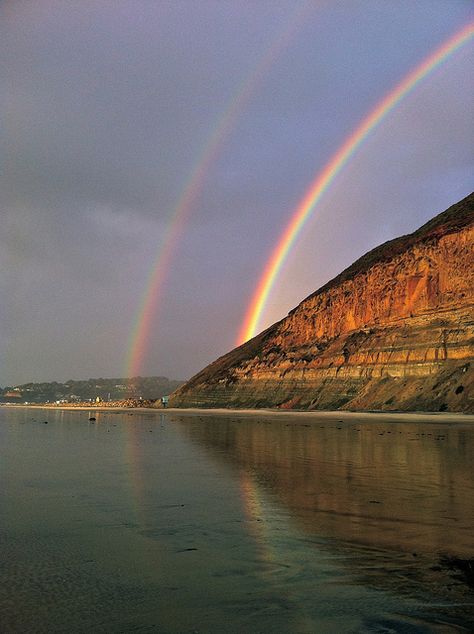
xmin=2 ymin=403 xmax=474 ymax=424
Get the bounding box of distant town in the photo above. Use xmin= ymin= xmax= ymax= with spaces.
xmin=0 ymin=376 xmax=183 ymax=405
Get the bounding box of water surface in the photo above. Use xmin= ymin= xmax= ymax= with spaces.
xmin=1 ymin=407 xmax=473 ymax=632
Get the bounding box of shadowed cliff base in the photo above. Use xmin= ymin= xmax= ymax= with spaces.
xmin=170 ymin=193 xmax=474 ymax=412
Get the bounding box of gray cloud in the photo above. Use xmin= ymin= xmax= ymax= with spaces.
xmin=1 ymin=0 xmax=473 ymax=384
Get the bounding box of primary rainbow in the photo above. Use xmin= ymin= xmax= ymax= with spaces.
xmin=238 ymin=22 xmax=474 ymax=344
xmin=126 ymin=4 xmax=314 ymax=378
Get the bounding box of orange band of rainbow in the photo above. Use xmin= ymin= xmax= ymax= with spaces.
xmin=125 ymin=4 xmax=314 ymax=377
xmin=238 ymin=22 xmax=474 ymax=344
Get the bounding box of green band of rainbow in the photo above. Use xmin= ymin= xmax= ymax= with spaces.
xmin=238 ymin=22 xmax=474 ymax=344
xmin=125 ymin=4 xmax=313 ymax=378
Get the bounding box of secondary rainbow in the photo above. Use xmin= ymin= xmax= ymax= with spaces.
xmin=238 ymin=22 xmax=474 ymax=344
xmin=125 ymin=4 xmax=314 ymax=378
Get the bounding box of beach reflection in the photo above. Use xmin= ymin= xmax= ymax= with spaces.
xmin=2 ymin=407 xmax=473 ymax=632
xmin=175 ymin=414 xmax=474 ymax=558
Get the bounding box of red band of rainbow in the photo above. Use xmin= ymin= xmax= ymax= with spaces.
xmin=238 ymin=22 xmax=474 ymax=344
xmin=125 ymin=4 xmax=314 ymax=377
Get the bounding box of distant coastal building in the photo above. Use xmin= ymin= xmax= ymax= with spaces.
xmin=4 ymin=390 xmax=22 ymax=399
xmin=1 ymin=390 xmax=23 ymax=403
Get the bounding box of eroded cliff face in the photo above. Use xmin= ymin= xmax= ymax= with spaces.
xmin=170 ymin=193 xmax=474 ymax=412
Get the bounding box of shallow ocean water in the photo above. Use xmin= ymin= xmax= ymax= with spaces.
xmin=1 ymin=406 xmax=473 ymax=633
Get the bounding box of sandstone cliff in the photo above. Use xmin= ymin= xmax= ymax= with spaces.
xmin=170 ymin=193 xmax=474 ymax=412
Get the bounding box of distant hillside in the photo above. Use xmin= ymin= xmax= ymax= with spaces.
xmin=170 ymin=193 xmax=474 ymax=412
xmin=0 ymin=376 xmax=183 ymax=404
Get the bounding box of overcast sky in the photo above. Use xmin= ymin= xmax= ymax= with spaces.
xmin=1 ymin=0 xmax=473 ymax=386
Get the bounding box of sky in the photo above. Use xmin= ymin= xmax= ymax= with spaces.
xmin=1 ymin=0 xmax=473 ymax=386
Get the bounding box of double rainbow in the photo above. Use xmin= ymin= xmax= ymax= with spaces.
xmin=125 ymin=4 xmax=314 ymax=378
xmin=238 ymin=22 xmax=474 ymax=344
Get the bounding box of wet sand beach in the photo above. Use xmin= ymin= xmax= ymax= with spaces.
xmin=1 ymin=405 xmax=474 ymax=632
xmin=6 ymin=402 xmax=474 ymax=424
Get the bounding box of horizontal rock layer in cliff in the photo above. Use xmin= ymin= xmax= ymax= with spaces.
xmin=170 ymin=193 xmax=474 ymax=412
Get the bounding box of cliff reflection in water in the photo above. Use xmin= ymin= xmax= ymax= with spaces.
xmin=174 ymin=414 xmax=474 ymax=558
